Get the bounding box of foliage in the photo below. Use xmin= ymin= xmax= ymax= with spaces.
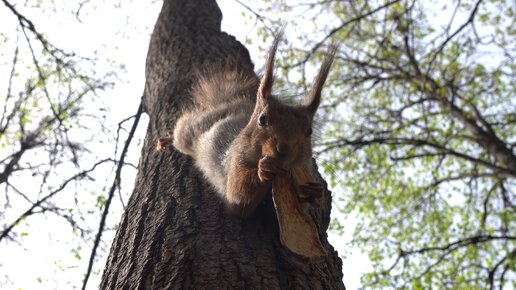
xmin=244 ymin=0 xmax=515 ymax=288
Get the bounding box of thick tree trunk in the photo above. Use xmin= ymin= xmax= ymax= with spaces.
xmin=100 ymin=0 xmax=345 ymax=289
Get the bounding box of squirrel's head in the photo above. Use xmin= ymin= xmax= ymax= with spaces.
xmin=249 ymin=32 xmax=337 ymax=169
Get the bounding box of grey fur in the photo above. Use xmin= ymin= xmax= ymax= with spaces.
xmin=173 ymin=70 xmax=258 ymax=197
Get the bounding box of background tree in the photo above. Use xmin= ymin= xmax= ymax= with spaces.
xmin=0 ymin=0 xmax=157 ymax=288
xmin=0 ymin=0 xmax=112 ymax=243
xmin=244 ymin=0 xmax=515 ymax=288
xmin=100 ymin=0 xmax=344 ymax=289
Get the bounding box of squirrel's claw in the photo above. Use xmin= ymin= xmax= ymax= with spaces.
xmin=299 ymin=182 xmax=324 ymax=199
xmin=298 ymin=182 xmax=323 ymax=207
xmin=258 ymin=156 xmax=287 ymax=182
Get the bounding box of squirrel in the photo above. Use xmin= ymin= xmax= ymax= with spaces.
xmin=158 ymin=34 xmax=337 ymax=217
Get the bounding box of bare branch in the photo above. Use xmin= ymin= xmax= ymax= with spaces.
xmin=287 ymin=0 xmax=402 ymax=68
xmin=0 ymin=158 xmax=114 ymax=242
xmin=427 ymin=0 xmax=483 ymax=70
xmin=82 ymin=101 xmax=144 ymax=290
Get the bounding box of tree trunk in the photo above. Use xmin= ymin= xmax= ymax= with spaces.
xmin=100 ymin=0 xmax=345 ymax=289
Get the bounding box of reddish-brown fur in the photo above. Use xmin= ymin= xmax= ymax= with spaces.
xmin=169 ymin=33 xmax=337 ymax=217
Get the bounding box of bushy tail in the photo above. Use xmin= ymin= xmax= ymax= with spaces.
xmin=191 ymin=65 xmax=259 ymax=108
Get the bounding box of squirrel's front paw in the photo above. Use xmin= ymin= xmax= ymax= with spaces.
xmin=299 ymin=182 xmax=324 ymax=204
xmin=258 ymin=156 xmax=287 ymax=183
xmin=156 ymin=131 xmax=173 ymax=151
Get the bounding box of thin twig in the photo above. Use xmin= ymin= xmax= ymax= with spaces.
xmin=0 ymin=158 xmax=113 ymax=242
xmin=81 ymin=101 xmax=144 ymax=290
xmin=287 ymin=0 xmax=401 ymax=68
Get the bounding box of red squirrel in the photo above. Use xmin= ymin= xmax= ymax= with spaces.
xmin=161 ymin=34 xmax=337 ymax=217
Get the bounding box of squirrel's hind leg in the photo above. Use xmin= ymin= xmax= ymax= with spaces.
xmin=172 ymin=105 xmax=237 ymax=156
xmin=171 ymin=111 xmax=199 ymax=156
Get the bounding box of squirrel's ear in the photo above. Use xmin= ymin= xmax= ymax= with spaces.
xmin=257 ymin=31 xmax=283 ymax=105
xmin=305 ymin=43 xmax=338 ymax=115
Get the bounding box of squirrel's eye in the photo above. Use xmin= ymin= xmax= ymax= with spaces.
xmin=307 ymin=127 xmax=313 ymax=137
xmin=258 ymin=113 xmax=267 ymax=127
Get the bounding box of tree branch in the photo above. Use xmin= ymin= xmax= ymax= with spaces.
xmin=318 ymin=136 xmax=515 ymax=178
xmin=287 ymin=0 xmax=402 ymax=68
xmin=400 ymin=235 xmax=515 ymax=256
xmin=488 ymin=249 xmax=515 ymax=290
xmin=427 ymin=0 xmax=483 ymax=70
xmin=0 ymin=158 xmax=113 ymax=242
xmin=81 ymin=101 xmax=144 ymax=290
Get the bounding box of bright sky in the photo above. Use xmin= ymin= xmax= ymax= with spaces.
xmin=0 ymin=1 xmax=368 ymax=289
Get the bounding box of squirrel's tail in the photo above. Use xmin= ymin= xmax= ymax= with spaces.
xmin=191 ymin=65 xmax=259 ymax=108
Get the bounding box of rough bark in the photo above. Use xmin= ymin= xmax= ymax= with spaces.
xmin=100 ymin=0 xmax=345 ymax=289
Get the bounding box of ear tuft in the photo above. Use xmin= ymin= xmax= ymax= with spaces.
xmin=258 ymin=29 xmax=284 ymax=103
xmin=306 ymin=43 xmax=339 ymax=115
